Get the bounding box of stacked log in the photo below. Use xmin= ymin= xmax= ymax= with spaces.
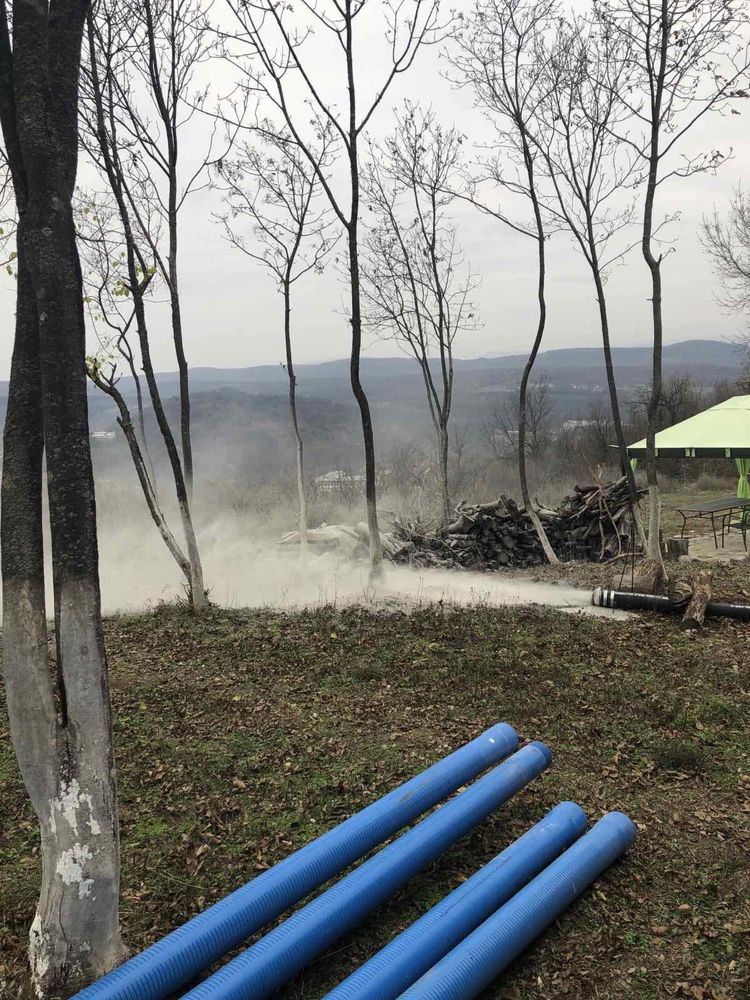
xmin=390 ymin=477 xmax=644 ymax=570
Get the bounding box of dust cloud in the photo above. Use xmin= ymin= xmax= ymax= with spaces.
xmin=90 ymin=500 xmax=625 ymax=619
xmin=11 ymin=480 xmax=627 ymax=620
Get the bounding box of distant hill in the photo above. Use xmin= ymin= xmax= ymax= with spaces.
xmin=106 ymin=338 xmax=741 ymax=393
xmin=0 ymin=339 xmax=742 ymax=481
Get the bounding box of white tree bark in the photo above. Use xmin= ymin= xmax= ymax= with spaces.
xmin=4 ymin=578 xmax=126 ymax=995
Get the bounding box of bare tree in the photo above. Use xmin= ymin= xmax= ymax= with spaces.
xmin=215 ymin=128 xmax=338 ymax=548
xmin=531 ymin=15 xmax=648 ymax=546
xmin=598 ymin=0 xmax=750 ymax=562
xmin=0 ymin=0 xmax=125 ymax=991
xmin=635 ymin=371 xmax=706 ymax=426
xmin=580 ymin=399 xmax=617 ymax=466
xmin=219 ymin=0 xmax=447 ymax=576
xmin=450 ymin=0 xmax=560 ymax=563
xmin=82 ymin=5 xmax=208 ymax=609
xmin=76 ymin=193 xmax=202 ymax=595
xmin=388 ymin=441 xmax=431 ymax=498
xmin=702 ymin=187 xmax=750 ymax=376
xmin=362 ymin=104 xmax=479 ymax=525
xmin=100 ymin=0 xmax=220 ymax=497
xmin=481 ymin=377 xmax=554 ymax=463
xmin=77 ymin=190 xmax=159 ymax=486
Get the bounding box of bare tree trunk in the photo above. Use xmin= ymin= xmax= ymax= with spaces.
xmin=3 ymin=176 xmax=125 ymax=1000
xmin=33 ymin=197 xmax=126 ymax=998
xmin=345 ymin=37 xmax=382 ymax=576
xmin=129 ymin=279 xmax=207 ymax=608
xmin=96 ymin=376 xmax=193 ymax=584
xmin=120 ymin=323 xmax=159 ymax=498
xmin=591 ymin=264 xmax=648 ymax=551
xmin=518 ymin=145 xmax=559 ymax=564
xmin=348 ymin=218 xmax=382 ymax=575
xmin=643 ymin=248 xmax=665 ymax=565
xmin=131 ymin=283 xmax=207 ymax=608
xmin=640 ymin=1 xmax=668 ymax=572
xmin=1 ymin=3 xmax=126 ymax=990
xmin=283 ymin=279 xmax=307 ymax=549
xmin=439 ymin=424 xmax=451 ymax=526
xmin=168 ymin=213 xmax=194 ymax=499
xmin=642 ymin=169 xmax=666 ymax=568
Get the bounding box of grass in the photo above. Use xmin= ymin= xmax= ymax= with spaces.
xmin=1 ymin=600 xmax=749 ymax=999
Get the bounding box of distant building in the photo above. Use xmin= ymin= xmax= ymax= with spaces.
xmin=315 ymin=468 xmax=390 ymax=493
xmin=91 ymin=430 xmax=116 ymax=441
xmin=562 ymin=419 xmax=597 ymax=431
xmin=315 ymin=470 xmax=364 ymax=492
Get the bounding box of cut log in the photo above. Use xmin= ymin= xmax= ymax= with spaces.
xmin=667 ymin=580 xmax=693 ymax=607
xmin=666 ymin=536 xmax=690 ymax=560
xmin=681 ymin=570 xmax=713 ymax=631
xmin=631 ymin=558 xmax=665 ymax=595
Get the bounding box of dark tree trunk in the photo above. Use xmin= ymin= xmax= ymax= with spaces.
xmin=641 ymin=2 xmax=669 ymax=570
xmin=24 ymin=194 xmax=125 ymax=999
xmin=643 ymin=178 xmax=665 ymax=564
xmin=0 ymin=0 xmax=126 ymax=989
xmin=120 ymin=332 xmax=159 ymax=495
xmin=344 ymin=14 xmax=382 ymax=575
xmin=590 ymin=262 xmax=647 ymax=550
xmin=517 ymin=141 xmax=559 ymax=564
xmin=438 ymin=425 xmax=451 ymax=526
xmin=133 ymin=284 xmax=207 ymax=608
xmin=348 ymin=215 xmax=383 ymax=573
xmin=168 ymin=212 xmax=194 ymax=498
xmin=283 ymin=279 xmax=308 ymax=548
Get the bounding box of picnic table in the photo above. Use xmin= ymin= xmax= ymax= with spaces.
xmin=673 ymin=495 xmax=750 ymax=550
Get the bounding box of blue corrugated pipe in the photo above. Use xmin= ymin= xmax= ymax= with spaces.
xmin=397 ymin=811 xmax=637 ymax=1000
xmin=72 ymin=724 xmax=517 ymax=1000
xmin=181 ymin=741 xmax=552 ymax=1000
xmin=324 ymin=801 xmax=587 ymax=1000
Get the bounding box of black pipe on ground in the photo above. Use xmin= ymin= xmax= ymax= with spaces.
xmin=592 ymin=587 xmax=750 ymax=622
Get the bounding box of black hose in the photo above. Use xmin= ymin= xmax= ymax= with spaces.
xmin=592 ymin=587 xmax=750 ymax=621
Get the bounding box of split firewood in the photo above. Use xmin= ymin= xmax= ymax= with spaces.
xmin=391 ymin=477 xmax=646 ymax=571
xmin=680 ymin=570 xmax=713 ymax=631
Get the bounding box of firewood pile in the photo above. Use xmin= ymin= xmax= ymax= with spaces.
xmin=390 ymin=477 xmax=643 ymax=570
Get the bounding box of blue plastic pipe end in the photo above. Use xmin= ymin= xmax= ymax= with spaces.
xmin=545 ymin=799 xmax=586 ymax=831
xmin=397 ymin=811 xmax=636 ymax=1000
xmin=526 ymin=740 xmax=553 ymax=769
xmin=323 ymin=801 xmax=586 ymax=1000
xmin=485 ymin=723 xmax=518 ymax=751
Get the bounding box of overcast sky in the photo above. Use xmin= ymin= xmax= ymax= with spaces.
xmin=0 ymin=0 xmax=747 ymax=379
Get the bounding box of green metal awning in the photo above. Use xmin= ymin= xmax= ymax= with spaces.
xmin=627 ymin=395 xmax=750 ymax=459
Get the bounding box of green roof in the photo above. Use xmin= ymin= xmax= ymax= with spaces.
xmin=627 ymin=395 xmax=750 ymax=458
